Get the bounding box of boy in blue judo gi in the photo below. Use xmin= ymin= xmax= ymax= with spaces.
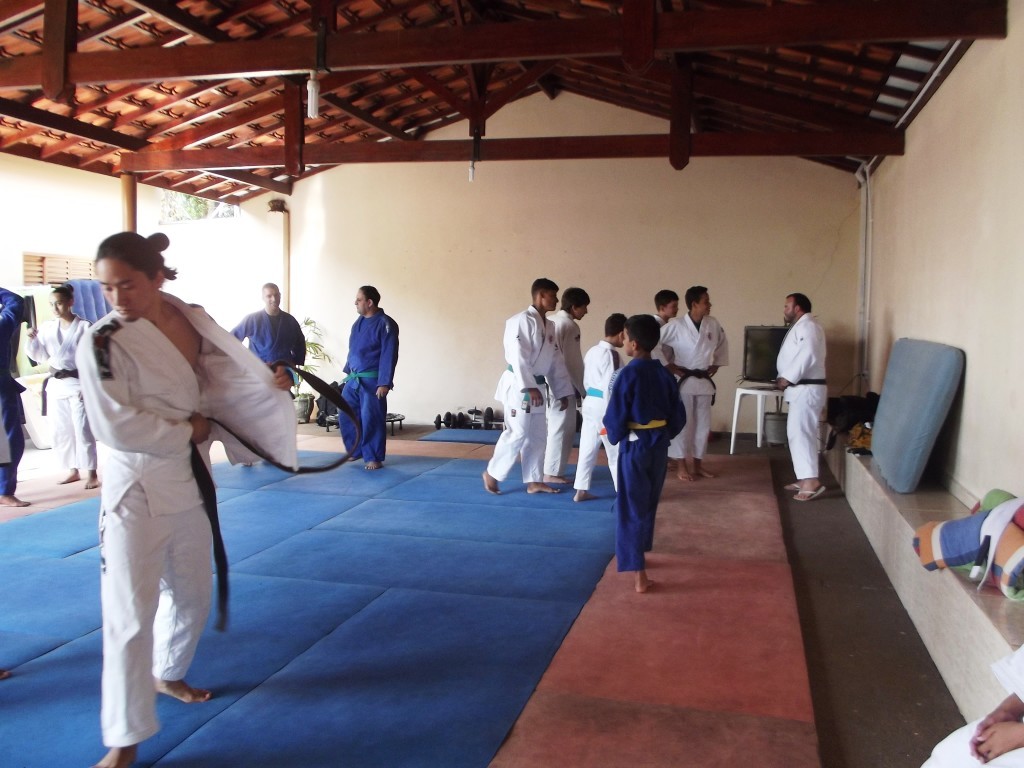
xmin=339 ymin=286 xmax=399 ymax=470
xmin=0 ymin=287 xmax=29 ymax=508
xmin=603 ymin=314 xmax=686 ymax=593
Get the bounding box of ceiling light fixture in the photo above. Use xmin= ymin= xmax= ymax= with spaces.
xmin=306 ymin=72 xmax=320 ymax=120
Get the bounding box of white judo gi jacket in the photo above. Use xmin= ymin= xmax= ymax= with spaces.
xmin=550 ymin=309 xmax=584 ymax=396
xmin=495 ymin=305 xmax=574 ymax=407
xmin=27 ymin=316 xmax=89 ymax=399
xmin=658 ymin=314 xmax=729 ymax=396
xmin=776 ymin=313 xmax=826 ymax=393
xmin=77 ymin=292 xmax=298 ymax=514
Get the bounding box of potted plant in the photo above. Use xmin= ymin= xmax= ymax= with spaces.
xmin=293 ymin=317 xmax=332 ymax=423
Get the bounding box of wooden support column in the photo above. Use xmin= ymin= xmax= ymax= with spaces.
xmin=42 ymin=0 xmax=78 ymax=101
xmin=283 ymin=80 xmax=304 ymax=177
xmin=669 ymin=57 xmax=692 ymax=170
xmin=120 ymin=173 xmax=137 ymax=232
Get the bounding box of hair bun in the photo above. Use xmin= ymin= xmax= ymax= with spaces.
xmin=147 ymin=232 xmax=170 ymax=252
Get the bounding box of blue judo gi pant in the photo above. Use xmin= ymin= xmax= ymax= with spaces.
xmin=614 ymin=431 xmax=670 ymax=572
xmin=339 ymin=377 xmax=388 ymax=464
xmin=0 ymin=380 xmax=25 ymax=496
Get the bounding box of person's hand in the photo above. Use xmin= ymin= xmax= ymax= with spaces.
xmin=973 ymin=721 xmax=1024 ymax=763
xmin=527 ymin=387 xmax=544 ymax=407
xmin=189 ymin=412 xmax=211 ymax=444
xmin=269 ymin=364 xmax=293 ymax=391
xmin=558 ymin=397 xmax=568 ymax=411
xmin=375 ymin=386 xmax=389 ymax=399
xmin=972 ymin=696 xmax=1024 ymax=759
xmin=26 ymin=328 xmax=37 ymax=340
xmin=776 ymin=377 xmax=790 ymax=390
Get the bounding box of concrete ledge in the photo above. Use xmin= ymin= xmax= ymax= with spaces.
xmin=826 ymin=446 xmax=1024 ymax=720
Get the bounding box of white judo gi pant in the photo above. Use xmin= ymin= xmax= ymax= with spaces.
xmin=51 ymin=392 xmax=97 ymax=471
xmin=668 ymin=393 xmax=710 ymax=461
xmin=922 ymin=719 xmax=1024 ymax=767
xmin=99 ymin=485 xmax=212 ymax=747
xmin=544 ymin=394 xmax=577 ymax=478
xmin=487 ymin=393 xmax=547 ymax=484
xmin=785 ymin=384 xmax=826 ymax=480
xmin=573 ymin=411 xmax=618 ymax=492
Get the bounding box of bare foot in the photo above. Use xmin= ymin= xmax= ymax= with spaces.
xmin=676 ymin=469 xmax=694 ymax=481
xmin=697 ymin=469 xmax=716 ymax=478
xmin=542 ymin=474 xmax=570 ymax=484
xmin=85 ymin=471 xmax=100 ymax=490
xmin=0 ymin=495 xmax=29 ymax=507
xmin=527 ymin=482 xmax=560 ymax=494
xmin=482 ymin=471 xmax=500 ymax=495
xmin=91 ymin=744 xmax=138 ymax=768
xmin=364 ymin=461 xmax=383 ymax=471
xmin=694 ymin=461 xmax=716 ymax=479
xmin=634 ymin=571 xmax=653 ymax=593
xmin=573 ymin=490 xmax=597 ymax=502
xmin=0 ymin=668 xmax=10 ymax=680
xmin=58 ymin=470 xmax=81 ymax=485
xmin=155 ymin=678 xmax=212 ymax=703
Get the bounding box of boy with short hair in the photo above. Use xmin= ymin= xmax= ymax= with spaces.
xmin=603 ymin=314 xmax=686 ymax=593
xmin=573 ymin=313 xmax=626 ymax=503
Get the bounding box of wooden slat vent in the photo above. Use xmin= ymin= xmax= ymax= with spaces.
xmin=23 ymin=254 xmax=95 ymax=285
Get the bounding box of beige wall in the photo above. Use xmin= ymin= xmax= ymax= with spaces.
xmin=868 ymin=0 xmax=1024 ymax=504
xmin=280 ymin=92 xmax=861 ymax=430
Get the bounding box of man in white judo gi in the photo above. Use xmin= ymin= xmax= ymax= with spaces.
xmin=573 ymin=313 xmax=625 ymax=502
xmin=923 ymin=645 xmax=1024 ymax=766
xmin=26 ymin=283 xmax=99 ymax=488
xmin=482 ymin=278 xmax=574 ymax=495
xmin=79 ymin=231 xmax=297 ymax=768
xmin=543 ymin=287 xmax=589 ymax=484
xmin=658 ymin=285 xmax=728 ymax=481
xmin=775 ymin=292 xmax=827 ymax=501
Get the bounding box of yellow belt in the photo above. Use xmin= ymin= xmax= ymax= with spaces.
xmin=626 ymin=419 xmax=667 ymax=429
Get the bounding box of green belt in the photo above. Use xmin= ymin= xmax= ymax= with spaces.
xmin=586 ymin=387 xmax=604 ymax=398
xmin=506 ymin=365 xmax=546 ymax=385
xmin=343 ymin=370 xmax=378 ymax=383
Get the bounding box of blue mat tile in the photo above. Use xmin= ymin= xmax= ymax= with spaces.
xmin=259 ymin=464 xmax=418 ymax=497
xmin=234 ymin=529 xmax=610 ymax=603
xmin=0 ymin=498 xmax=100 ymax=558
xmin=377 ymin=472 xmax=588 ymax=509
xmin=0 ymin=575 xmax=383 ymax=768
xmin=218 ymin=490 xmax=365 ymax=563
xmin=319 ymin=498 xmax=615 ymax=551
xmin=419 ymin=428 xmax=501 ymax=444
xmin=158 ymin=589 xmax=582 ymax=768
xmin=0 ymin=555 xmax=100 ymax=637
xmin=0 ymin=628 xmax=73 ymax=669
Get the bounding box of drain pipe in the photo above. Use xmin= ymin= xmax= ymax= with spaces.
xmin=854 ymin=163 xmax=873 ymax=395
xmin=268 ymin=199 xmax=291 ymax=311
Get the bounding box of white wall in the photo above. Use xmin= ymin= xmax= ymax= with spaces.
xmin=868 ymin=0 xmax=1024 ymax=504
xmin=283 ymin=92 xmax=861 ymax=428
xmin=0 ymin=91 xmax=862 ymax=434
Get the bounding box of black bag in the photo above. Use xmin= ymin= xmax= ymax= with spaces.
xmin=315 ymin=381 xmax=342 ymax=427
xmin=825 ymin=392 xmax=879 ymax=450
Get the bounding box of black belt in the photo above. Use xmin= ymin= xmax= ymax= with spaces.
xmin=40 ymin=368 xmax=80 ymax=416
xmin=794 ymin=378 xmax=827 ymax=386
xmin=200 ymin=363 xmax=362 ymax=631
xmin=678 ymin=368 xmax=717 ymax=405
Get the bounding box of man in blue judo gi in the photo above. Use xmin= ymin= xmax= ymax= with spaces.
xmin=0 ymin=286 xmax=29 ymax=508
xmin=603 ymin=314 xmax=686 ymax=593
xmin=339 ymin=286 xmax=399 ymax=470
xmin=231 ymin=283 xmax=306 ymax=367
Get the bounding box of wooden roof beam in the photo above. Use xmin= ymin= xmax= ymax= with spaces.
xmin=120 ymin=129 xmax=905 ymax=171
xmin=0 ymin=0 xmax=1005 ymax=89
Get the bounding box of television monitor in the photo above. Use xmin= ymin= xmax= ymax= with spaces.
xmin=742 ymin=325 xmax=789 ymax=383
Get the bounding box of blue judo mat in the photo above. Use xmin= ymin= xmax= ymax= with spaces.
xmin=0 ymin=453 xmax=615 ymax=767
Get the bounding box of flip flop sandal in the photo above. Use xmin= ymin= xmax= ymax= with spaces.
xmin=794 ymin=486 xmax=826 ymax=502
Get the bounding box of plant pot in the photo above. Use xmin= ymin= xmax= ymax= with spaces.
xmin=294 ymin=394 xmax=314 ymax=424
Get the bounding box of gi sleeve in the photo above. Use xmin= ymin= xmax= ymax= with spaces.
xmin=285 ymin=314 xmax=306 ymax=367
xmin=665 ymin=370 xmax=687 ymax=439
xmin=506 ymin=312 xmax=538 ymax=393
xmin=0 ymin=288 xmax=24 ymax=335
xmin=230 ymin=315 xmax=251 ymax=343
xmin=376 ymin=316 xmax=398 ymax=388
xmin=76 ymin=330 xmax=193 ymax=457
xmin=713 ymin=323 xmax=729 ymax=367
xmin=25 ymin=327 xmax=47 ymax=363
xmin=602 ymin=368 xmax=630 ymax=446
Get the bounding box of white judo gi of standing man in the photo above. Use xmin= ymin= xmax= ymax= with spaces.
xmin=78 ymin=231 xmax=297 ymax=768
xmin=543 ymin=287 xmax=589 ymax=484
xmin=482 ymin=278 xmax=574 ymax=495
xmin=658 ymin=285 xmax=728 ymax=482
xmin=775 ymin=292 xmax=827 ymax=502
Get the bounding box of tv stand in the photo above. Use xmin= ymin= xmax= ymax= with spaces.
xmin=729 ymin=384 xmax=784 ymax=454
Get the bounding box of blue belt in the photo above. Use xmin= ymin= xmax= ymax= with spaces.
xmin=585 ymin=387 xmax=604 ymax=398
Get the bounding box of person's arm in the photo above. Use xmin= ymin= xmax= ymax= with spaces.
xmin=0 ymin=288 xmax=24 ymax=335
xmin=602 ymin=369 xmax=630 ymax=445
xmin=972 ymin=694 xmax=1024 ymax=760
xmin=507 ymin=313 xmax=544 ymax=407
xmin=230 ymin=314 xmax=250 ymax=343
xmin=286 ymin=314 xmax=306 ymax=367
xmin=375 ymin=315 xmax=398 ymax=397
